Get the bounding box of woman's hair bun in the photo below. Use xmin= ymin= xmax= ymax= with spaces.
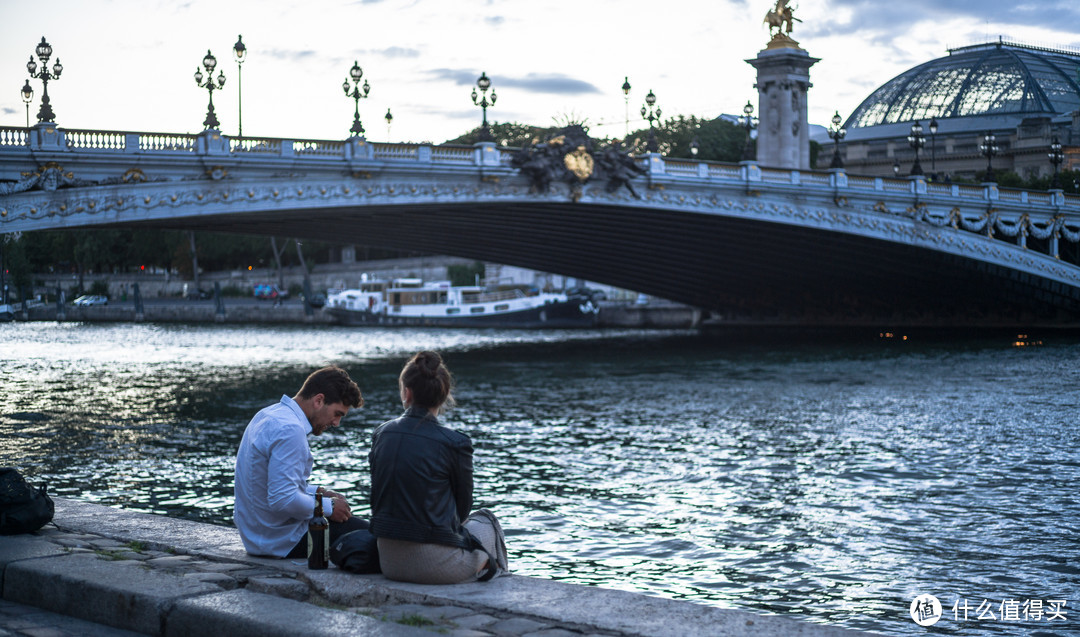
xmin=416 ymin=350 xmax=442 ymax=377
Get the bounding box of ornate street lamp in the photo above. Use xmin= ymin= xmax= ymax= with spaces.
xmin=640 ymin=89 xmax=661 ymax=152
xmin=928 ymin=116 xmax=938 ymax=176
xmin=385 ymin=108 xmax=393 ymax=140
xmin=233 ymin=35 xmax=246 ymax=137
xmin=690 ymin=135 xmax=700 ymax=157
xmin=740 ymin=100 xmax=756 ymax=161
xmin=194 ymin=50 xmax=226 ymax=129
xmin=907 ymin=121 xmax=925 ymax=176
xmin=471 ymin=72 xmax=496 ymax=142
xmin=828 ymin=110 xmax=846 ymax=169
xmin=343 ymin=61 xmax=371 ymax=136
xmin=979 ymin=131 xmax=998 ymax=183
xmin=26 ymin=37 xmax=62 ymax=123
xmin=621 ymin=76 xmax=631 ymax=138
xmin=20 ymin=80 xmax=33 ymax=128
xmin=893 ymin=158 xmax=900 ymax=176
xmin=1049 ymin=137 xmax=1064 ymax=190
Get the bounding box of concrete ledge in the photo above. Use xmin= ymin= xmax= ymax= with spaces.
xmin=165 ymin=589 xmax=427 ymax=637
xmin=0 ymin=534 xmax=68 ymax=591
xmin=4 ymin=552 xmax=221 ymax=634
xmin=7 ymin=499 xmax=879 ymax=636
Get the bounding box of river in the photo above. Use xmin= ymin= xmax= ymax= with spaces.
xmin=1 ymin=322 xmax=1077 ymax=636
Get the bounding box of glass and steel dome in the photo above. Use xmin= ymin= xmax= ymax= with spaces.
xmin=845 ymin=40 xmax=1080 ymax=132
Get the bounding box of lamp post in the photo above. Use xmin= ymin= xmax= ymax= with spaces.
xmin=690 ymin=135 xmax=700 ymax=158
xmin=828 ymin=110 xmax=846 ymax=169
xmin=343 ymin=61 xmax=371 ymax=136
xmin=740 ymin=100 xmax=756 ymax=161
xmin=928 ymin=116 xmax=938 ymax=176
xmin=385 ymin=108 xmax=393 ymax=140
xmin=979 ymin=131 xmax=998 ymax=183
xmin=621 ymin=76 xmax=631 ymax=138
xmin=907 ymin=120 xmax=925 ymax=176
xmin=1049 ymin=137 xmax=1064 ymax=190
xmin=893 ymin=158 xmax=900 ymax=176
xmin=26 ymin=37 xmax=62 ymax=123
xmin=20 ymin=80 xmax=33 ymax=128
xmin=640 ymin=89 xmax=661 ymax=152
xmin=471 ymin=72 xmax=496 ymax=142
xmin=194 ymin=50 xmax=225 ymax=129
xmin=233 ymin=35 xmax=246 ymax=137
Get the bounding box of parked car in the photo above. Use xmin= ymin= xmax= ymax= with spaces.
xmin=253 ymin=284 xmax=288 ymax=301
xmin=72 ymin=295 xmax=108 ymax=306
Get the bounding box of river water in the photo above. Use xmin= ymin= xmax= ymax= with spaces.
xmin=1 ymin=322 xmax=1077 ymax=636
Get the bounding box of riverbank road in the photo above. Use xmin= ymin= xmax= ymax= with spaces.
xmin=0 ymin=499 xmax=879 ymax=637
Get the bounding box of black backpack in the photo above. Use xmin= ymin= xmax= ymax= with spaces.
xmin=0 ymin=467 xmax=55 ymax=535
xmin=329 ymin=526 xmax=381 ymax=574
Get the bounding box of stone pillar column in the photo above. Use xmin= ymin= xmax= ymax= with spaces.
xmin=747 ymin=40 xmax=818 ymax=170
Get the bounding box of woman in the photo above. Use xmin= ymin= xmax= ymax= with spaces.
xmin=368 ymin=351 xmax=507 ymax=584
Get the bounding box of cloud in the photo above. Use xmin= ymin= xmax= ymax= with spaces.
xmin=373 ymin=46 xmax=420 ymax=59
xmin=2 ymin=107 xmax=17 ymax=116
xmin=485 ymin=16 xmax=505 ymax=26
xmin=426 ymin=69 xmax=600 ymax=95
xmin=264 ymin=48 xmax=319 ymax=63
xmin=803 ymin=0 xmax=1080 ymax=40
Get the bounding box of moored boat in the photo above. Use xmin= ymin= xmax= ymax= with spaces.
xmin=325 ymin=278 xmax=599 ymax=328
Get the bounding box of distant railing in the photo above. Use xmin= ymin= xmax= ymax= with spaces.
xmin=140 ymin=133 xmax=196 ymax=153
xmin=431 ymin=146 xmax=474 ymax=163
xmin=66 ymin=129 xmax=126 ymax=150
xmin=1 ymin=125 xmax=1077 ymax=220
xmin=0 ymin=128 xmax=27 ymax=147
xmin=230 ymin=138 xmax=282 ymax=154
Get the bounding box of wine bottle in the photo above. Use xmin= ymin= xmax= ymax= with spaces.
xmin=307 ymin=492 xmax=329 ymax=569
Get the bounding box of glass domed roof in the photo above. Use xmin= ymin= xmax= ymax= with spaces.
xmin=846 ymin=40 xmax=1080 ymax=130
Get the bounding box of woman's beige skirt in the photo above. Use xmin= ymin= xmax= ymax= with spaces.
xmin=377 ymin=509 xmax=508 ymax=585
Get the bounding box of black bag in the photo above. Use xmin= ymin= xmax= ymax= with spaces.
xmin=0 ymin=467 xmax=55 ymax=535
xmin=330 ymin=528 xmax=381 ymax=574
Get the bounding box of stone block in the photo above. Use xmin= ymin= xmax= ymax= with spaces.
xmin=246 ymin=576 xmax=309 ymax=601
xmin=0 ymin=535 xmax=67 ymax=590
xmin=164 ymin=589 xmax=429 ymax=637
xmin=183 ymin=572 xmax=239 ymax=590
xmin=4 ymin=552 xmax=220 ymax=635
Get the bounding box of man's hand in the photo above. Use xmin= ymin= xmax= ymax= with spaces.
xmin=327 ymin=495 xmax=352 ymax=523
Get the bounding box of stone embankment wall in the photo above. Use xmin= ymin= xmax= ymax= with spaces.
xmin=23 ymin=301 xmax=700 ymax=328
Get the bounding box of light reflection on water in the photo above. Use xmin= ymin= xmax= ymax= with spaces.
xmin=2 ymin=322 xmax=1079 ymax=636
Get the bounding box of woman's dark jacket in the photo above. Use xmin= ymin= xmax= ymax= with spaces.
xmin=368 ymin=406 xmax=474 ymax=548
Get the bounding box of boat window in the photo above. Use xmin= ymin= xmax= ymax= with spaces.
xmin=446 ymin=308 xmax=460 ymax=315
xmin=470 ymin=307 xmax=485 ymax=314
xmin=493 ymin=304 xmax=509 ymax=312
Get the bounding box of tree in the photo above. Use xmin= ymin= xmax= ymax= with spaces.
xmin=445 ymin=122 xmax=557 ymax=148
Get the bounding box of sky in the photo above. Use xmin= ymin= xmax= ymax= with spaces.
xmin=2 ymin=0 xmax=1079 ymax=145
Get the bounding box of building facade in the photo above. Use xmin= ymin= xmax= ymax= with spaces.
xmin=822 ymin=39 xmax=1080 ymax=181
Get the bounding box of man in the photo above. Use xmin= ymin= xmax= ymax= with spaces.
xmin=234 ymin=366 xmax=366 ymax=557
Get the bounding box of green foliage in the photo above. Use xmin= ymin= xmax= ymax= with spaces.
xmin=395 ymin=614 xmax=435 ymax=627
xmin=445 ymin=121 xmax=556 ymax=147
xmin=622 ymin=115 xmax=750 ymax=162
xmin=447 ymin=261 xmax=485 ymax=286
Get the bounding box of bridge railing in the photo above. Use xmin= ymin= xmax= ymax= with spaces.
xmin=2 ymin=124 xmax=1077 ymax=219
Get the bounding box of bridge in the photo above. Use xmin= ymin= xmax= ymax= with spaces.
xmin=2 ymin=123 xmax=1080 ymax=325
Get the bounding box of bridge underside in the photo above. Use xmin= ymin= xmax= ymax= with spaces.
xmin=104 ymin=202 xmax=1080 ymax=327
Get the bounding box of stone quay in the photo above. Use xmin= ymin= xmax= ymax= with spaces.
xmin=0 ymin=498 xmax=878 ymax=637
